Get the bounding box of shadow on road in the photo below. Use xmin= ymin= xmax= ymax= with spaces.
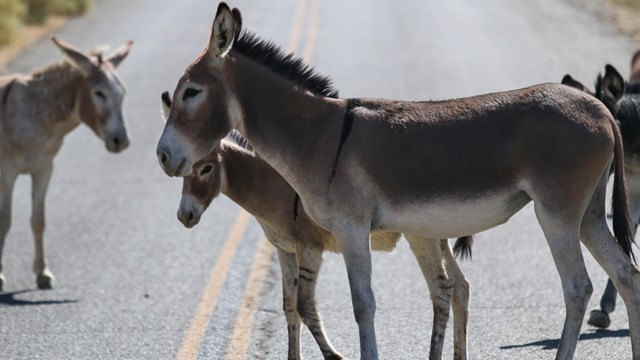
xmin=500 ymin=329 xmax=630 ymax=350
xmin=0 ymin=289 xmax=78 ymax=307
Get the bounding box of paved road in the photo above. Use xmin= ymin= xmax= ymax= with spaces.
xmin=0 ymin=0 xmax=637 ymax=359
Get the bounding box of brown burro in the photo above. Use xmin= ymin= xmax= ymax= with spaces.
xmin=156 ymin=3 xmax=640 ymax=360
xmin=162 ymin=93 xmax=471 ymax=360
xmin=0 ymin=37 xmax=132 ymax=291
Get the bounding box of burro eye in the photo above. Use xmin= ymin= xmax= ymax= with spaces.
xmin=200 ymin=164 xmax=213 ymax=176
xmin=94 ymin=90 xmax=106 ymax=100
xmin=182 ymin=88 xmax=201 ymax=101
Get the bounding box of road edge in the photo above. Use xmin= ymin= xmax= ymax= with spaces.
xmin=0 ymin=15 xmax=67 ymax=71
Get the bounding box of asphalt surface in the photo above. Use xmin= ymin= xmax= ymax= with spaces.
xmin=0 ymin=0 xmax=638 ymax=359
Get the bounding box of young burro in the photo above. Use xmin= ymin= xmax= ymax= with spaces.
xmin=162 ymin=92 xmax=471 ymax=360
xmin=157 ymin=3 xmax=640 ymax=359
xmin=562 ymin=55 xmax=640 ymax=329
xmin=0 ymin=37 xmax=132 ymax=291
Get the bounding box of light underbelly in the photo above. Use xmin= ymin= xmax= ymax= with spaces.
xmin=376 ymin=190 xmax=531 ymax=239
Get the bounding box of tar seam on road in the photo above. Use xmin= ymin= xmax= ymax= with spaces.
xmin=221 ymin=0 xmax=322 ymax=358
xmin=176 ymin=209 xmax=251 ymax=360
xmin=224 ymin=237 xmax=273 ymax=359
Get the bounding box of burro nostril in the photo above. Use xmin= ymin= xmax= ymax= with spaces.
xmin=113 ymin=136 xmax=120 ymax=146
xmin=187 ymin=211 xmax=194 ymax=221
xmin=157 ymin=148 xmax=170 ymax=164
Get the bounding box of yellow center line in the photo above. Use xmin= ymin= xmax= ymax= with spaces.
xmin=224 ymin=238 xmax=274 ymax=359
xmin=302 ymin=0 xmax=321 ymax=62
xmin=288 ymin=0 xmax=308 ymax=53
xmin=176 ymin=209 xmax=251 ymax=360
xmin=221 ymin=0 xmax=323 ymax=358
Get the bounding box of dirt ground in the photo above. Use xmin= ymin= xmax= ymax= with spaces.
xmin=570 ymin=0 xmax=640 ymax=44
xmin=0 ymin=16 xmax=66 ymax=71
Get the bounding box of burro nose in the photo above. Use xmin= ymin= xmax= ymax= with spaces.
xmin=157 ymin=145 xmax=171 ymax=169
xmin=156 ymin=142 xmax=191 ymax=177
xmin=110 ymin=133 xmax=130 ymax=152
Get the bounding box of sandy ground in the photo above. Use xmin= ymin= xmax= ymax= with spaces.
xmin=572 ymin=0 xmax=640 ymax=44
xmin=0 ymin=15 xmax=67 ymax=70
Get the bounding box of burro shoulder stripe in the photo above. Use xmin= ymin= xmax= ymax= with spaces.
xmin=329 ymin=99 xmax=357 ymax=183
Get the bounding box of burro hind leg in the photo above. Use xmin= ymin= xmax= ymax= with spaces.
xmin=587 ymin=279 xmax=616 ymax=328
xmin=581 ymin=176 xmax=640 ymax=359
xmin=405 ymin=235 xmax=456 ymax=360
xmin=535 ymin=201 xmax=592 ymax=360
xmin=31 ymin=166 xmax=54 ymax=289
xmin=442 ymin=240 xmax=469 ymax=360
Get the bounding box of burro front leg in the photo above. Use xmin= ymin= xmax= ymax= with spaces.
xmin=276 ymin=248 xmax=303 ymax=360
xmin=335 ymin=226 xmax=378 ymax=360
xmin=296 ymin=243 xmax=344 ymax=359
xmin=31 ymin=165 xmax=54 ymax=289
xmin=0 ymin=167 xmax=18 ymax=292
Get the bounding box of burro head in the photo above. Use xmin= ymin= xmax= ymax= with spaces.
xmin=178 ymin=153 xmax=223 ymax=228
xmin=51 ymin=37 xmax=133 ymax=153
xmin=562 ymin=63 xmax=640 ymax=165
xmin=156 ymin=2 xmax=242 ymax=177
xmin=161 ymin=90 xmax=223 ymax=228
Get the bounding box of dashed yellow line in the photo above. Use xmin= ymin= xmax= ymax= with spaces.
xmin=288 ymin=0 xmax=308 ymax=53
xmin=302 ymin=0 xmax=322 ymax=62
xmin=178 ymin=0 xmax=324 ymax=358
xmin=176 ymin=210 xmax=251 ymax=360
xmin=224 ymin=238 xmax=274 ymax=359
xmin=221 ymin=0 xmax=323 ymax=358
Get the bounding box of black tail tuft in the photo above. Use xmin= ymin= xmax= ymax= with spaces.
xmin=453 ymin=235 xmax=474 ymax=261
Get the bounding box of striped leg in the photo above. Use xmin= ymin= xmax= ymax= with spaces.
xmin=276 ymin=249 xmax=302 ymax=360
xmin=442 ymin=240 xmax=469 ymax=360
xmin=296 ymin=244 xmax=344 ymax=359
xmin=406 ymin=235 xmax=453 ymax=360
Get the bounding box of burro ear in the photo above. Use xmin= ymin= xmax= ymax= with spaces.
xmin=208 ymin=2 xmax=237 ymax=58
xmin=51 ymin=36 xmax=95 ymax=76
xmin=561 ymin=74 xmax=593 ymax=96
xmin=631 ymin=49 xmax=640 ymax=82
xmin=161 ymin=91 xmax=172 ymax=121
xmin=107 ymin=40 xmax=134 ymax=68
xmin=232 ymin=7 xmax=243 ymax=39
xmin=603 ymin=64 xmax=625 ymax=101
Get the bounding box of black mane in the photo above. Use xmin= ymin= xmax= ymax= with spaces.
xmin=625 ymin=81 xmax=640 ymax=95
xmin=227 ymin=130 xmax=254 ymax=152
xmin=233 ymin=31 xmax=339 ymax=98
xmin=594 ymin=74 xmax=604 ymax=100
xmin=595 ymin=75 xmax=640 ymax=97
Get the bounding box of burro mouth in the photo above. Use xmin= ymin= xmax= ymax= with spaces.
xmin=177 ymin=207 xmax=202 ymax=228
xmin=157 ymin=127 xmax=195 ymax=177
xmin=174 ymin=159 xmax=186 ymax=177
xmin=106 ymin=138 xmax=130 ymax=153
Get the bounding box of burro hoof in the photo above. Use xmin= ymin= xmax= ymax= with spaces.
xmin=36 ymin=271 xmax=55 ymax=290
xmin=0 ymin=273 xmax=5 ymax=292
xmin=324 ymin=353 xmax=347 ymax=360
xmin=587 ymin=309 xmax=611 ymax=329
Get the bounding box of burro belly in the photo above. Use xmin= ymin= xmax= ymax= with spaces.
xmin=376 ymin=189 xmax=531 ymax=239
